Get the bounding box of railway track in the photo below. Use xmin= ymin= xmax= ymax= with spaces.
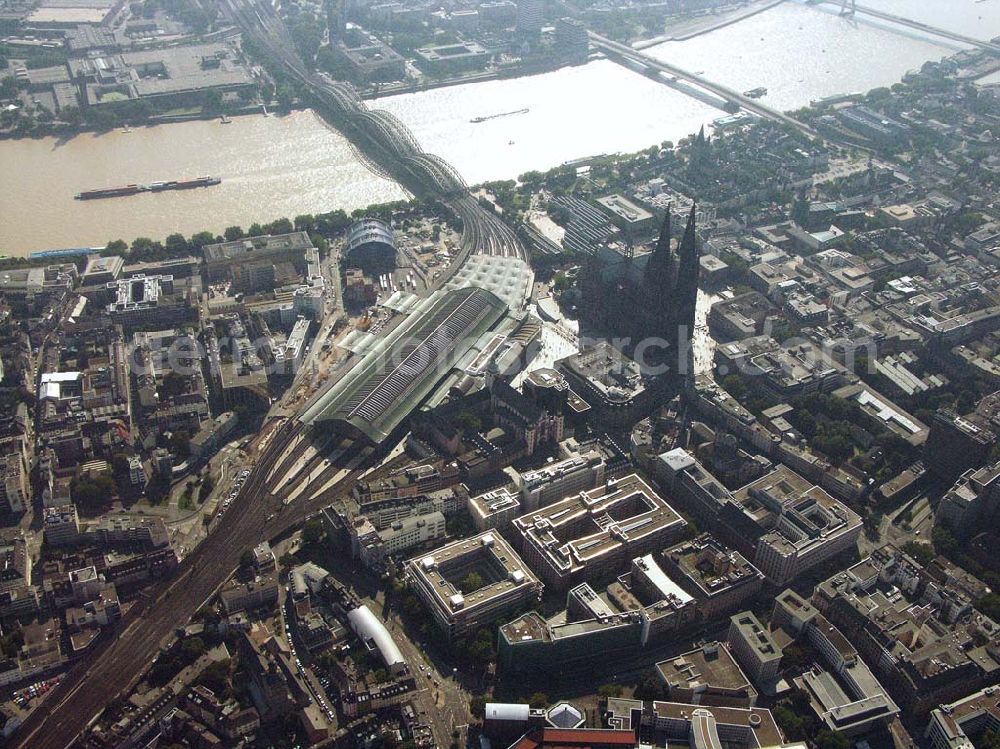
xmin=14 ymin=417 xmax=372 ymax=749
xmin=16 ymin=4 xmax=536 ymax=745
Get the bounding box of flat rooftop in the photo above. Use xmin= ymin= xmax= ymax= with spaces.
xmin=732 ymin=465 xmax=861 ymax=553
xmin=633 ymin=554 xmax=693 ymax=605
xmin=125 ymin=44 xmax=252 ymax=97
xmin=832 ymin=382 xmax=928 ymax=445
xmin=520 ymin=451 xmax=603 ymax=491
xmin=203 ymin=231 xmax=313 ymax=265
xmin=657 ymin=643 xmax=752 ymax=694
xmin=407 ymin=532 xmax=540 ymax=618
xmin=663 ymin=535 xmax=761 ymax=598
xmin=935 ymin=687 xmax=1000 ymax=741
xmin=558 ymin=343 xmax=647 ymax=404
xmin=731 ymin=612 xmax=782 ymax=662
xmin=595 ymin=194 xmax=654 ymax=225
xmin=415 ymin=42 xmax=488 ymax=61
xmin=469 ymin=486 xmax=521 ymax=520
xmin=512 ymin=473 xmax=685 ymax=579
xmin=650 ymin=701 xmax=784 ymax=747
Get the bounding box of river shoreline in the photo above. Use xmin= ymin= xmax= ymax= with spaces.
xmin=0 ymin=59 xmax=591 ymax=142
xmin=0 ymin=102 xmax=272 ymax=142
xmin=634 ymin=0 xmax=787 ymax=48
xmin=3 ymin=0 xmax=985 ymax=253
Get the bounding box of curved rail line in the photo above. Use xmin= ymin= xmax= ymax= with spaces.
xmin=229 ymin=0 xmax=526 ymax=263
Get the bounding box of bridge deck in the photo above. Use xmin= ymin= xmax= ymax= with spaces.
xmin=589 ymin=32 xmax=820 ymax=140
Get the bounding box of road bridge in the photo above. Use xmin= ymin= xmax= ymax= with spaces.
xmin=225 ymin=0 xmax=526 ymax=261
xmin=588 ymin=31 xmax=821 ymax=140
xmin=820 ymin=1 xmax=1000 ymax=55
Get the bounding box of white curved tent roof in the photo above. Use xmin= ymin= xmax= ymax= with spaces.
xmin=347 ymin=605 xmax=405 ymax=669
xmin=484 ymin=703 xmax=530 ymax=722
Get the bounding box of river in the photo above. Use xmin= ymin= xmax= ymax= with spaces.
xmin=2 ymin=0 xmax=996 ymax=255
xmin=376 ymin=60 xmax=720 ymax=186
xmin=642 ymin=0 xmax=960 ymax=113
xmin=856 ymin=0 xmax=1000 ymax=40
xmin=0 ymin=110 xmax=408 ymax=255
xmin=377 ymin=0 xmax=962 ymax=174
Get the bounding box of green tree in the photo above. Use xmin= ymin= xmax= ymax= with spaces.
xmin=131 ymin=237 xmax=159 ymax=254
xmin=0 ymin=629 xmax=24 ymax=659
xmin=169 ymin=430 xmax=192 ymax=459
xmin=180 ymin=636 xmax=206 ymax=662
xmin=981 ymin=729 xmax=1000 ymax=749
xmin=224 ymin=226 xmax=245 ymax=241
xmin=111 ymin=453 xmax=132 ymax=477
xmin=633 ymin=669 xmax=665 ymax=701
xmin=933 ymin=525 xmax=959 ymax=558
xmin=104 ymin=238 xmax=128 ymax=255
xmin=189 ymin=231 xmax=217 ymax=250
xmin=460 ymin=572 xmax=483 ymax=594
xmin=269 ymin=217 xmax=294 ymax=234
xmin=201 ymin=88 xmax=223 ymax=114
xmin=977 ymin=593 xmax=1000 ymax=622
xmin=71 ymin=474 xmax=116 ymax=511
xmin=302 ymin=518 xmax=324 ymax=545
xmin=721 ymin=374 xmax=747 ymax=401
xmin=772 ymin=705 xmax=807 ymax=740
xmin=158 ymin=370 xmax=187 ymax=400
xmin=198 ymin=659 xmax=232 ymax=696
xmin=165 ymin=233 xmax=189 ymax=254
xmin=791 ymin=193 xmax=810 ymax=226
xmin=780 ymin=643 xmax=809 ymax=674
xmin=454 ymin=411 xmax=482 ymax=432
xmin=814 ymin=730 xmax=850 ymax=749
xmin=469 ymin=695 xmax=486 ymax=719
xmin=310 ymin=232 xmax=329 ymax=252
xmin=528 ymin=692 xmax=549 ymax=709
xmin=901 ymin=541 xmax=934 ymax=566
xmin=198 ymin=474 xmax=215 ymax=502
xmin=463 ymin=628 xmax=495 ymax=670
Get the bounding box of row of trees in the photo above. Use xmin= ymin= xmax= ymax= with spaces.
xmin=772 ymin=690 xmax=851 ymax=749
xmin=470 ymin=691 xmax=549 ymax=719
xmin=8 ymin=86 xmax=256 ymax=140
xmin=932 ymin=524 xmax=1000 ymax=594
xmin=97 ymin=197 xmax=428 ymax=266
xmin=0 ymin=42 xmax=66 ymax=70
xmin=148 ymin=636 xmax=208 ymax=686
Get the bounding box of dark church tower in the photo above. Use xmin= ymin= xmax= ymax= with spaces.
xmin=674 ymin=204 xmax=700 ymax=341
xmin=643 ymin=207 xmax=673 ymax=296
xmin=577 ymin=202 xmax=700 ymax=376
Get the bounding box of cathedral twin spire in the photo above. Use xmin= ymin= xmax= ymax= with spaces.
xmin=675 ymin=204 xmax=700 ymax=336
xmin=644 ymin=205 xmax=673 ymax=292
xmin=642 ymin=204 xmax=699 ymax=336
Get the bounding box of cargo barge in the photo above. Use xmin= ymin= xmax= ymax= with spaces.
xmin=75 ymin=176 xmax=221 ymax=200
xmin=470 ymin=108 xmax=529 ymax=124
